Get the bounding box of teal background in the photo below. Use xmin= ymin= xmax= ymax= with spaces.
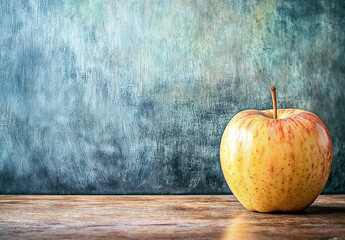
xmin=0 ymin=0 xmax=344 ymax=194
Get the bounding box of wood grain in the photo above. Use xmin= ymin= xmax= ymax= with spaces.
xmin=1 ymin=195 xmax=345 ymax=239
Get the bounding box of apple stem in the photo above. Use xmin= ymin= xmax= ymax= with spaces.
xmin=270 ymin=86 xmax=277 ymax=119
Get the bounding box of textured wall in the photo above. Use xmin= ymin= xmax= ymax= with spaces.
xmin=0 ymin=0 xmax=344 ymax=194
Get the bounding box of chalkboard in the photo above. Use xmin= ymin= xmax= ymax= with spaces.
xmin=0 ymin=0 xmax=344 ymax=194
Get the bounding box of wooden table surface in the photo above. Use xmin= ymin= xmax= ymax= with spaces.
xmin=0 ymin=195 xmax=344 ymax=240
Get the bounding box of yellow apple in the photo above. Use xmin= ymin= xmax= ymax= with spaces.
xmin=220 ymin=87 xmax=333 ymax=212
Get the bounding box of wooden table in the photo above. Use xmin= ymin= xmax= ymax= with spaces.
xmin=0 ymin=195 xmax=344 ymax=239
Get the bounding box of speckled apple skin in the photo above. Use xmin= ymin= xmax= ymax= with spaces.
xmin=220 ymin=109 xmax=333 ymax=212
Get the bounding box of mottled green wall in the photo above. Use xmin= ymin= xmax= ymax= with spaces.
xmin=0 ymin=0 xmax=344 ymax=194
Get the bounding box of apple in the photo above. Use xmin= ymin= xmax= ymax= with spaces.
xmin=220 ymin=86 xmax=333 ymax=212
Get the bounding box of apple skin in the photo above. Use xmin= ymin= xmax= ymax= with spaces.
xmin=220 ymin=109 xmax=333 ymax=212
